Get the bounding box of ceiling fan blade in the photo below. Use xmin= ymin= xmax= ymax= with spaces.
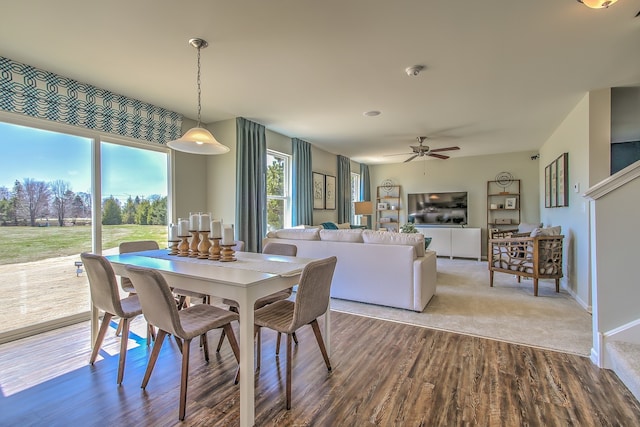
xmin=427 ymin=153 xmax=450 ymax=160
xmin=428 ymin=146 xmax=460 ymax=153
xmin=404 ymin=154 xmax=418 ymax=163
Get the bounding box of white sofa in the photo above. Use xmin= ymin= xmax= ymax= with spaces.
xmin=263 ymin=228 xmax=437 ymax=312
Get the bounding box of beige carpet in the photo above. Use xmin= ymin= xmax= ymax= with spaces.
xmin=330 ymin=257 xmax=593 ymax=356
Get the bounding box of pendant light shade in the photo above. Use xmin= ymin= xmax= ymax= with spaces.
xmin=167 ymin=38 xmax=230 ymax=155
xmin=167 ymin=127 xmax=230 ymax=155
xmin=577 ymin=0 xmax=619 ymax=8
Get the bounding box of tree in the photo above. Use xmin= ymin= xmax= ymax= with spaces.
xmin=135 ymin=199 xmax=151 ymax=225
xmin=22 ymin=178 xmax=50 ymax=226
xmin=11 ymin=180 xmax=24 ymax=225
xmin=148 ymin=196 xmax=167 ymax=225
xmin=102 ymin=196 xmax=122 ymax=225
xmin=49 ymin=180 xmax=73 ymax=226
xmin=266 ymin=158 xmax=285 ymax=230
xmin=122 ymin=196 xmax=136 ymax=224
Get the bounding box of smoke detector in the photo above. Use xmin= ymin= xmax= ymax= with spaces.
xmin=405 ymin=65 xmax=425 ymax=77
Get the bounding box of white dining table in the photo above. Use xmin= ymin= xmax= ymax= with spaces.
xmin=105 ymin=249 xmax=328 ymax=427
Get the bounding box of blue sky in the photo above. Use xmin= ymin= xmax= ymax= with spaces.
xmin=0 ymin=122 xmax=167 ymax=199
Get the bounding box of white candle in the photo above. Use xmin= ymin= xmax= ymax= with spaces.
xmin=178 ymin=219 xmax=189 ymax=236
xmin=222 ymin=224 xmax=234 ymax=245
xmin=189 ymin=213 xmax=199 ymax=231
xmin=199 ymin=213 xmax=210 ymax=232
xmin=168 ymin=223 xmax=178 ymax=241
xmin=210 ymin=219 xmax=222 ymax=239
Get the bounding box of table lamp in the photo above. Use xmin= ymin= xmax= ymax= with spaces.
xmin=354 ymin=201 xmax=373 ymax=228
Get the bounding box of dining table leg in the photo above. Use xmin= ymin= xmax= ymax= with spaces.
xmin=238 ymin=291 xmax=255 ymax=427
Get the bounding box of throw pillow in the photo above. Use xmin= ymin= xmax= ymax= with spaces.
xmin=530 ymin=225 xmax=562 ymax=237
xmin=321 ymin=222 xmax=339 ymax=230
xmin=518 ymin=222 xmax=542 ymax=234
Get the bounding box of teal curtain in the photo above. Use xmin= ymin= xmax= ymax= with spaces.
xmin=337 ymin=155 xmax=352 ymax=223
xmin=236 ymin=117 xmax=266 ymax=253
xmin=292 ymin=138 xmax=313 ymax=226
xmin=360 ymin=163 xmax=371 ymax=201
xmin=0 ymin=56 xmax=182 ymax=144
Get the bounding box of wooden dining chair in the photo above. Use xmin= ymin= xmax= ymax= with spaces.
xmin=124 ymin=264 xmax=241 ymax=421
xmin=81 ymin=252 xmax=147 ymax=385
xmin=254 ymin=256 xmax=337 ymax=410
xmin=215 ymin=242 xmax=298 ymax=353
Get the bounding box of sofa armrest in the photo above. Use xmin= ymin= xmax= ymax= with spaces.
xmin=413 ymin=250 xmax=437 ymax=311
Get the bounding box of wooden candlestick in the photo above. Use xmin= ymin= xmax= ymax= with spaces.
xmin=177 ymin=236 xmax=190 ymax=257
xmin=209 ymin=238 xmax=221 ymax=260
xmin=219 ymin=244 xmax=236 ymax=262
xmin=168 ymin=240 xmax=179 ymax=256
xmin=197 ymin=231 xmax=211 ymax=259
xmin=189 ymin=230 xmax=200 ymax=257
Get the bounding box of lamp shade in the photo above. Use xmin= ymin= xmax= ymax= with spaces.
xmin=577 ymin=0 xmax=618 ymax=8
xmin=354 ymin=201 xmax=373 ymax=215
xmin=167 ymin=127 xmax=230 ymax=155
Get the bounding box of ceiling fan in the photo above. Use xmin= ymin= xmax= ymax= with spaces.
xmin=389 ymin=137 xmax=460 ymax=162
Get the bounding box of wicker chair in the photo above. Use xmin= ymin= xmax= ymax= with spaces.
xmin=488 ymin=231 xmax=564 ymax=296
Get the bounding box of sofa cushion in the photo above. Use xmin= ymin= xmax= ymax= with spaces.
xmin=530 ymin=225 xmax=561 ymax=237
xmin=274 ymin=228 xmax=320 ymax=240
xmin=321 ymin=222 xmax=339 ymax=230
xmin=362 ymin=230 xmax=425 ymax=257
xmin=337 ymin=222 xmax=351 ymax=229
xmin=319 ymin=229 xmax=364 ymax=243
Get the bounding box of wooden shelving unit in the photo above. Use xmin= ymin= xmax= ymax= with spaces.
xmin=376 ymin=185 xmax=401 ymax=232
xmin=487 ymin=179 xmax=521 ymax=231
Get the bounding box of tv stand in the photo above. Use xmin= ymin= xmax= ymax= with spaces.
xmin=416 ymin=226 xmax=481 ymax=261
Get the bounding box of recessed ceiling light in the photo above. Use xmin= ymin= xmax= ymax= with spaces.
xmin=363 ymin=110 xmax=381 ymax=117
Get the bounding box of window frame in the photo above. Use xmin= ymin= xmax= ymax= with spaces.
xmin=351 ymin=172 xmax=361 ymax=224
xmin=266 ymin=149 xmax=291 ymax=231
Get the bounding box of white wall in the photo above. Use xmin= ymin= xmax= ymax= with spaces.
xmin=369 ymin=151 xmax=540 ymax=257
xmin=311 ymin=144 xmax=339 ymax=225
xmin=538 ymin=89 xmax=610 ymax=309
xmin=205 ymin=119 xmax=237 ymax=224
xmin=173 ymin=117 xmax=208 ymax=221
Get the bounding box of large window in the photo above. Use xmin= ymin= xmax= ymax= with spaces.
xmin=351 ymin=172 xmax=361 ymax=224
xmin=266 ymin=150 xmax=291 ymax=231
xmin=0 ymin=117 xmax=169 ymax=343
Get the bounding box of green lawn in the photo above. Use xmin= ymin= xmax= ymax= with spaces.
xmin=0 ymin=224 xmax=167 ymax=265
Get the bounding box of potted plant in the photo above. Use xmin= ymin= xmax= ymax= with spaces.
xmin=400 ymin=222 xmax=431 ymax=249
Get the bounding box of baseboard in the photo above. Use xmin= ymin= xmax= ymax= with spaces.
xmin=591 ymin=347 xmax=600 ymax=367
xmin=604 ymin=318 xmax=640 ymax=345
xmin=0 ymin=312 xmax=90 ymax=345
xmin=564 ymin=284 xmax=591 ymax=313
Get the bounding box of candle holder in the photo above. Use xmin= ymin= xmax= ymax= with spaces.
xmin=197 ymin=231 xmax=211 ymax=259
xmin=209 ymin=237 xmax=221 ymax=260
xmin=177 ymin=236 xmax=190 ymax=257
xmin=219 ymin=244 xmax=237 ymax=262
xmin=168 ymin=240 xmax=180 ymax=256
xmin=189 ymin=230 xmax=200 ymax=257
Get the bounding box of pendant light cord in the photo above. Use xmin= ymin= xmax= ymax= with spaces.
xmin=196 ymin=45 xmax=202 ymax=128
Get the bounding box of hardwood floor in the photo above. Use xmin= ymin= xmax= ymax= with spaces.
xmin=1 ymin=311 xmax=639 ymax=426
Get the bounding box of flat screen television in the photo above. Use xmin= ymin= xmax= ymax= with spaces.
xmin=407 ymin=191 xmax=468 ymax=225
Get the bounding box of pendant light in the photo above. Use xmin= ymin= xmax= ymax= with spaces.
xmin=167 ymin=38 xmax=230 ymax=155
xmin=577 ymin=0 xmax=619 ymax=8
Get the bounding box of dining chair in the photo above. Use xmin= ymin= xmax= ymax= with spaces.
xmin=81 ymin=252 xmax=147 ymax=385
xmin=231 ymin=240 xmax=245 ymax=252
xmin=254 ymin=256 xmax=337 ymax=410
xmin=119 ymin=240 xmax=209 ymax=310
xmin=124 ymin=264 xmax=241 ymax=421
xmin=215 ymin=242 xmax=298 ymax=353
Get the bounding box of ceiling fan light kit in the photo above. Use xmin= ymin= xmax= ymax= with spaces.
xmin=402 ymin=136 xmax=460 ymax=162
xmin=577 ymin=0 xmax=619 ymax=9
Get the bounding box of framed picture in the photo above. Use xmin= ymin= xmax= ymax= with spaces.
xmin=544 ymin=164 xmax=551 ymax=208
xmin=377 ymin=202 xmax=388 ymax=210
xmin=556 ymin=152 xmax=569 ymax=207
xmin=325 ymin=175 xmax=336 ymax=210
xmin=550 ymin=160 xmax=557 ymax=207
xmin=313 ymin=172 xmax=325 ymax=209
xmin=505 ymin=197 xmax=517 ymax=210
